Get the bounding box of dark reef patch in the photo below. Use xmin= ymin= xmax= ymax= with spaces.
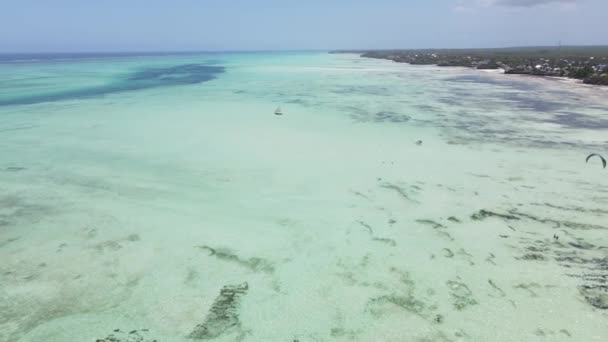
xmin=499 ymin=92 xmax=566 ymax=112
xmin=0 ymin=64 xmax=225 ymax=106
xmin=542 ymin=112 xmax=608 ymax=130
xmin=331 ymin=85 xmax=390 ymax=96
xmin=446 ymin=75 xmax=536 ymax=92
xmin=348 ymin=108 xmax=411 ymax=124
xmin=437 ymin=97 xmax=464 ymax=106
xmin=414 ymin=104 xmax=439 ymax=112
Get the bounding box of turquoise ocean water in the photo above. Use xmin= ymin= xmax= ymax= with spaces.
xmin=1 ymin=52 xmax=607 ymax=341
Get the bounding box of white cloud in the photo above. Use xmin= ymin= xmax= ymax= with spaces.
xmin=493 ymin=0 xmax=577 ymax=7
xmin=453 ymin=4 xmax=475 ymax=12
xmin=454 ymin=0 xmax=579 ymax=11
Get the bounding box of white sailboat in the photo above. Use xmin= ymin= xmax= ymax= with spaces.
xmin=274 ymin=106 xmax=283 ymax=115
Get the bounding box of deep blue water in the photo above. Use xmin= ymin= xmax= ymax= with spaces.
xmin=0 ymin=52 xmax=208 ymax=64
xmin=0 ymin=64 xmax=225 ymax=107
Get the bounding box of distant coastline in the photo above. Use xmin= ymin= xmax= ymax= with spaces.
xmin=330 ymin=46 xmax=608 ymax=85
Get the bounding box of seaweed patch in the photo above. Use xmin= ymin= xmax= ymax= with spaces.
xmin=357 ymin=221 xmax=396 ymax=247
xmin=197 ymin=246 xmax=274 ymax=273
xmin=442 ymin=248 xmax=454 ymax=258
xmin=95 ymin=328 xmax=154 ymax=342
xmin=457 ymin=249 xmax=475 ymax=266
xmin=367 ymin=294 xmax=427 ymax=318
xmin=373 ymin=111 xmax=411 ymax=123
xmin=415 ymin=220 xmax=445 ymax=230
xmin=518 ymin=253 xmax=546 ymax=261
xmin=0 ymin=237 xmax=20 ymax=248
xmin=531 ymin=202 xmax=608 ymax=215
xmin=366 ymin=268 xmax=439 ymax=321
xmin=447 ymin=216 xmax=461 ymax=223
xmin=514 ymin=283 xmax=542 ymax=297
xmin=446 ymin=280 xmax=478 ymax=310
xmin=488 ymin=279 xmax=506 ymax=297
xmin=372 ymin=237 xmax=397 ymax=247
xmin=351 ymin=190 xmax=372 ymax=201
xmin=416 ymin=220 xmax=454 ymax=241
xmin=486 ymin=253 xmax=497 ymax=265
xmin=380 ymin=183 xmax=419 ymax=203
xmin=472 ymin=207 xmax=607 ymax=231
xmin=579 ymin=286 xmax=608 ymax=310
xmin=93 ymin=240 xmax=122 ymax=253
xmin=471 ymin=209 xmax=520 ymax=221
xmin=330 ymin=327 xmax=361 ymax=339
xmin=4 ymin=167 xmax=26 ymax=172
xmin=508 ymin=209 xmax=606 ymax=230
xmin=189 ymin=282 xmax=249 ymax=340
xmin=512 ymin=227 xmax=608 ymax=309
xmin=357 ymin=221 xmax=373 ymax=235
xmin=0 ymin=195 xmax=53 ymax=228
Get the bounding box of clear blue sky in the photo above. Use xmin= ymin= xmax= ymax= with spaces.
xmin=1 ymin=0 xmax=605 ymax=52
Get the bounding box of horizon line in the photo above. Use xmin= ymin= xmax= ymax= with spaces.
xmin=2 ymin=44 xmax=608 ymax=55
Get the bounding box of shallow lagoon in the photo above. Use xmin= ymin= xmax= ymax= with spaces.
xmin=1 ymin=52 xmax=607 ymax=341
